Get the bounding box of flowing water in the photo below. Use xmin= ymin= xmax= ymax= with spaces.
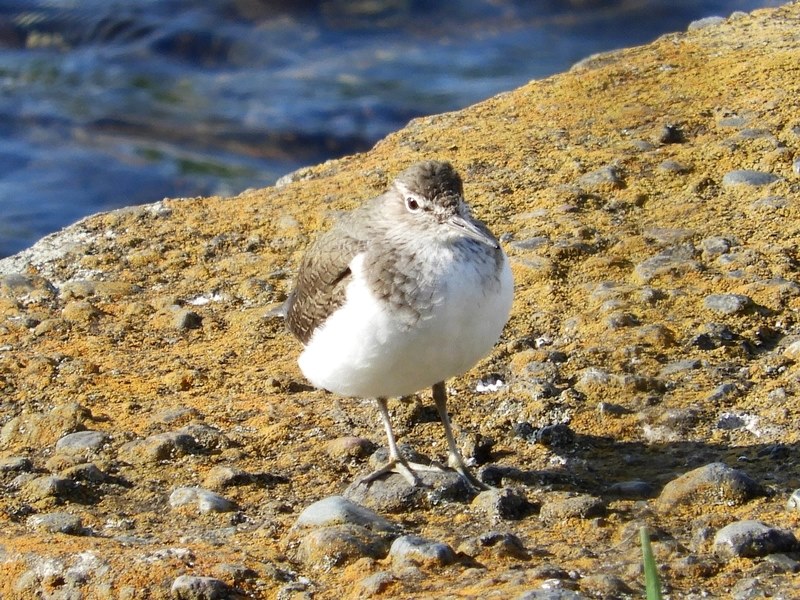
xmin=0 ymin=0 xmax=786 ymax=257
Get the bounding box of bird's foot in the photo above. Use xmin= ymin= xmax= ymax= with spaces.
xmin=453 ymin=463 xmax=492 ymax=492
xmin=356 ymin=458 xmax=449 ymax=488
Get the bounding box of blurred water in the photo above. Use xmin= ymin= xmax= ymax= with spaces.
xmin=0 ymin=0 xmax=786 ymax=257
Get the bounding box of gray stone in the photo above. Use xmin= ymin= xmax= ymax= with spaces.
xmin=540 ymin=494 xmax=605 ymax=523
xmin=722 ymin=169 xmax=779 ymax=187
xmin=577 ymin=165 xmax=624 ymax=189
xmin=26 ymin=511 xmax=84 ymax=535
xmin=389 ymin=534 xmax=456 ymax=566
xmin=293 ymin=495 xmax=397 ymax=534
xmin=606 ymin=480 xmax=656 ymax=498
xmin=633 ymin=244 xmax=701 ymax=283
xmin=517 ymin=590 xmax=587 ymax=600
xmin=657 ymin=463 xmax=765 ymax=511
xmin=169 ymin=487 xmax=236 ymax=513
xmin=713 ymin=520 xmax=798 ymax=558
xmin=658 ymin=159 xmax=691 ymax=173
xmin=458 ymin=531 xmax=529 ymax=560
xmin=750 ymin=195 xmax=788 ymax=211
xmin=0 ymin=456 xmax=33 ymax=473
xmin=118 ymin=431 xmax=200 ymax=464
xmin=704 ymin=293 xmax=752 ymax=315
xmin=296 ymin=524 xmax=391 ymax=567
xmin=472 ymin=487 xmax=532 ymax=521
xmin=170 ymin=575 xmax=234 ymax=600
xmin=21 ymin=475 xmax=77 ymax=501
xmin=688 ymin=16 xmax=725 ymax=30
xmin=55 ymin=430 xmax=110 ymax=455
xmin=787 ymin=489 xmax=800 ymax=511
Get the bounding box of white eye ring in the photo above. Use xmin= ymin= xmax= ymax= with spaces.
xmin=405 ymin=196 xmax=420 ymax=212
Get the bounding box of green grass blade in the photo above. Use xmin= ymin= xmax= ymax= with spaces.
xmin=640 ymin=526 xmax=663 ymax=600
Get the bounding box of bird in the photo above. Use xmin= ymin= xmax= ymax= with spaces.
xmin=285 ymin=160 xmax=513 ymax=489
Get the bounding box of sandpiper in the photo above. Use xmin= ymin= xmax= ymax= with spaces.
xmin=286 ymin=160 xmax=513 ymax=489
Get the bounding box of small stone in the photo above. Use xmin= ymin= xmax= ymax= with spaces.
xmin=713 ymin=520 xmax=798 ymax=558
xmin=61 ymin=300 xmax=102 ymax=323
xmin=21 ymin=475 xmax=77 ymax=501
xmin=324 ymin=436 xmax=376 ymax=460
xmin=54 ymin=430 xmax=110 ymax=455
xmin=517 ymin=589 xmax=587 ymax=599
xmin=577 ymin=165 xmax=624 ymax=190
xmin=787 ymin=489 xmax=800 ymax=511
xmin=170 ymin=575 xmax=234 ymax=600
xmin=169 ymin=487 xmax=236 ymax=513
xmin=389 ymin=534 xmax=456 ymax=566
xmin=657 ymin=159 xmax=690 ymax=172
xmin=297 ymin=524 xmax=391 ymax=567
xmin=700 ymin=236 xmax=732 ymax=258
xmin=118 ymin=431 xmax=200 ymax=464
xmin=606 ymin=480 xmax=656 ymax=498
xmin=703 ymin=293 xmax=752 ymax=315
xmin=750 ymin=195 xmax=788 ymax=211
xmin=27 ymin=511 xmax=84 ymax=535
xmin=173 ymin=307 xmax=203 ymax=330
xmin=293 ymin=495 xmax=398 ymax=534
xmin=633 ymin=244 xmax=700 ymax=283
xmin=688 ymin=16 xmax=725 ymax=30
xmin=657 ymin=124 xmax=685 ymax=144
xmin=721 ymin=169 xmax=779 ymax=187
xmin=0 ymin=456 xmax=33 ymax=473
xmin=783 ymin=341 xmax=800 ymax=361
xmin=202 ymin=465 xmax=254 ymax=490
xmin=356 ymin=571 xmax=396 ymax=596
xmin=472 ymin=487 xmax=532 ymax=521
xmin=579 ymin=574 xmax=634 ymax=597
xmin=540 ymin=494 xmax=605 ymax=523
xmin=459 ymin=531 xmax=529 ymax=560
xmin=657 ymin=463 xmax=765 ymax=511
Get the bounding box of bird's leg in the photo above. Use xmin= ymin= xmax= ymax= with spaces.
xmin=432 ymin=381 xmax=491 ymax=491
xmin=356 ymin=398 xmax=440 ymax=488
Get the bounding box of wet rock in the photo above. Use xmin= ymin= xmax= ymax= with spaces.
xmin=389 ymin=534 xmax=456 ymax=566
xmin=657 ymin=463 xmax=766 ymax=511
xmin=713 ymin=520 xmax=798 ymax=558
xmin=704 ymin=293 xmax=753 ymax=315
xmin=27 ymin=511 xmax=84 ymax=535
xmin=170 ymin=575 xmax=236 ymax=600
xmin=540 ymin=494 xmax=605 ymax=523
xmin=169 ymin=486 xmax=236 ymax=514
xmin=472 ymin=487 xmax=533 ymax=521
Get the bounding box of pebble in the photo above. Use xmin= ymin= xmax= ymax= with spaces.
xmin=0 ymin=456 xmax=33 ymax=473
xmin=787 ymin=489 xmax=800 ymax=511
xmin=202 ymin=465 xmax=254 ymax=490
xmin=658 ymin=159 xmax=691 ymax=173
xmin=54 ymin=430 xmax=110 ymax=455
xmin=606 ymin=480 xmax=656 ymax=498
xmin=26 ymin=511 xmax=84 ymax=535
xmin=517 ymin=589 xmax=587 ymax=600
xmin=633 ymin=244 xmax=701 ymax=283
xmin=343 ymin=466 xmax=472 ymax=512
xmin=539 ymin=494 xmax=605 ymax=523
xmin=783 ymin=340 xmax=800 ymax=361
xmin=118 ymin=431 xmax=200 ymax=464
xmin=458 ymin=531 xmax=529 ymax=560
xmin=577 ymin=165 xmax=624 ymax=190
xmin=21 ymin=475 xmax=78 ymax=502
xmin=721 ymin=169 xmax=780 ymax=187
xmin=688 ymin=16 xmax=725 ymax=30
xmin=579 ymin=574 xmax=634 ymax=597
xmin=704 ymin=293 xmax=753 ymax=315
xmin=324 ymin=436 xmax=376 ymax=460
xmin=170 ymin=575 xmax=235 ymax=600
xmin=472 ymin=487 xmax=533 ymax=521
xmin=297 ymin=524 xmax=391 ymax=568
xmin=168 ymin=487 xmax=236 ymax=513
xmin=656 ymin=462 xmax=765 ymax=511
xmin=293 ymin=496 xmax=398 ymax=534
xmin=713 ymin=520 xmax=798 ymax=558
xmin=389 ymin=534 xmax=456 ymax=566
xmin=171 ymin=306 xmax=203 ymax=330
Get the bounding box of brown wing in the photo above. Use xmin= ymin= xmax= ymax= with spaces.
xmin=285 ymin=223 xmax=367 ymax=345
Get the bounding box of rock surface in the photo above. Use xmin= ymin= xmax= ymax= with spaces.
xmin=1 ymin=4 xmax=800 ymax=598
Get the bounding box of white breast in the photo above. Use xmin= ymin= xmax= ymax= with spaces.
xmin=298 ymin=244 xmax=513 ymax=399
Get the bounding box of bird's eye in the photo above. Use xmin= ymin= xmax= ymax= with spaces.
xmin=405 ymin=197 xmax=420 ymax=212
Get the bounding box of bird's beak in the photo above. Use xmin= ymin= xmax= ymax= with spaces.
xmin=446 ymin=214 xmax=499 ymax=249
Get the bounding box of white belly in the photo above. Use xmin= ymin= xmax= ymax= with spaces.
xmin=298 ymin=250 xmax=513 ymax=398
